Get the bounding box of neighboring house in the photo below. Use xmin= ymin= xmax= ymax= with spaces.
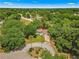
xmin=36 ymin=28 xmax=47 ymax=35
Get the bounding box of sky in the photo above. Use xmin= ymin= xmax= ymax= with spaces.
xmin=0 ymin=0 xmax=79 ymax=8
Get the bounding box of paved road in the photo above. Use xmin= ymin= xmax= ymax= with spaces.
xmin=22 ymin=42 xmax=55 ymax=56
xmin=0 ymin=42 xmax=55 ymax=59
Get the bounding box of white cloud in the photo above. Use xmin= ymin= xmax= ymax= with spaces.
xmin=3 ymin=2 xmax=14 ymax=5
xmin=67 ymin=3 xmax=76 ymax=5
xmin=0 ymin=3 xmax=79 ymax=8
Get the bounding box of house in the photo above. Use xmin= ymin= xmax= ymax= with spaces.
xmin=36 ymin=28 xmax=50 ymax=42
xmin=36 ymin=28 xmax=47 ymax=35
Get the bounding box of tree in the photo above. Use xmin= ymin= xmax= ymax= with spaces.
xmin=24 ymin=20 xmax=41 ymax=38
xmin=8 ymin=14 xmax=21 ymax=20
xmin=0 ymin=19 xmax=25 ymax=52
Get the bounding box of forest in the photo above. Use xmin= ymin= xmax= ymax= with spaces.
xmin=0 ymin=8 xmax=79 ymax=59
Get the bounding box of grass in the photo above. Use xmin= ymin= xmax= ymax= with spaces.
xmin=42 ymin=50 xmax=66 ymax=59
xmin=42 ymin=50 xmax=54 ymax=59
xmin=25 ymin=35 xmax=45 ymax=44
xmin=28 ymin=47 xmax=66 ymax=59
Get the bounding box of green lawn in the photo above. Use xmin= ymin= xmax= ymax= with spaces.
xmin=25 ymin=35 xmax=45 ymax=44
xmin=42 ymin=50 xmax=66 ymax=59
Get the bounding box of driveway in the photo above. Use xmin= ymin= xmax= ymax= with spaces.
xmin=0 ymin=42 xmax=55 ymax=59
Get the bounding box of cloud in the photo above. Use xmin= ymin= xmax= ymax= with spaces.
xmin=3 ymin=2 xmax=14 ymax=5
xmin=67 ymin=3 xmax=76 ymax=5
xmin=0 ymin=3 xmax=79 ymax=8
